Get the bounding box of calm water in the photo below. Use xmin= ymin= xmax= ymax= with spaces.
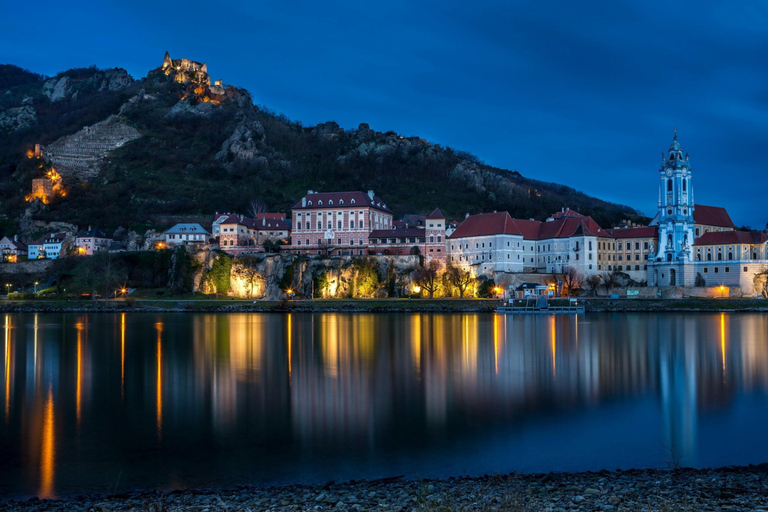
xmin=1 ymin=312 xmax=768 ymax=498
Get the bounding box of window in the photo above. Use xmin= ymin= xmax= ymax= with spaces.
xmin=329 ymin=200 xmax=333 ymax=205
xmin=704 ymin=267 xmax=708 ymax=273
xmin=339 ymin=199 xmax=344 ymax=205
xmin=351 ymin=199 xmax=355 ymax=204
xmin=725 ymin=267 xmax=730 ymax=273
xmin=318 ymin=222 xmax=322 ymax=229
xmin=714 ymin=267 xmax=719 ymax=273
xmin=644 ymin=242 xmax=649 ymax=249
xmin=318 ymin=200 xmax=323 ymax=205
xmin=635 ymin=242 xmax=640 ymax=250
xmin=618 ymin=243 xmax=622 ymax=250
xmin=350 ymin=221 xmax=355 ymax=228
xmin=589 ymin=241 xmax=592 ymax=250
xmin=667 ymin=179 xmax=672 ymax=192
xmin=744 ymin=267 xmax=748 ymax=272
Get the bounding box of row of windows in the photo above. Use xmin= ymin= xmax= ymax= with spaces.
xmin=696 ymin=253 xmax=763 ymax=261
xmin=297 ymin=210 xmax=364 ymax=217
xmin=296 ymin=238 xmax=365 ymax=246
xmin=597 ymin=265 xmax=648 ymax=271
xmin=297 ymin=221 xmax=362 ymax=230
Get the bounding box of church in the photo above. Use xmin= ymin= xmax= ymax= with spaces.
xmin=647 ymin=134 xmax=768 ymax=295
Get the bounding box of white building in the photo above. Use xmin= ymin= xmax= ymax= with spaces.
xmin=164 ymin=224 xmax=210 ymax=247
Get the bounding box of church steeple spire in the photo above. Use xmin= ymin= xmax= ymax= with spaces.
xmin=655 ymin=132 xmax=695 ymax=263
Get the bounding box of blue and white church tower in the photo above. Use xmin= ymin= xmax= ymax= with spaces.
xmin=649 ymin=132 xmax=696 ymax=287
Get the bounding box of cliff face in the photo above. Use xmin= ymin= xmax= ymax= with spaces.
xmin=194 ymin=252 xmax=420 ymax=300
xmin=0 ymin=55 xmax=642 ymax=239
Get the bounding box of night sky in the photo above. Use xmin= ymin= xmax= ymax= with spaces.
xmin=2 ymin=1 xmax=767 ymax=227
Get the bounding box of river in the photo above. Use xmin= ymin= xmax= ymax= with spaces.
xmin=1 ymin=312 xmax=767 ymax=498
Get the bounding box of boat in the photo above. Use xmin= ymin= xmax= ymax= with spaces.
xmin=496 ymin=296 xmax=585 ymax=314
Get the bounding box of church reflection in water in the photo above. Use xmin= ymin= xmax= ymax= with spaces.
xmin=1 ymin=312 xmax=768 ymax=497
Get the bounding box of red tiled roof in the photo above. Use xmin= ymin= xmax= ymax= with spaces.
xmin=694 ymin=230 xmax=768 ymax=246
xmin=449 ymin=212 xmax=524 ymax=239
xmin=244 ymin=217 xmax=290 ymax=231
xmin=426 ymin=208 xmax=445 ymax=220
xmin=538 ymin=217 xmax=603 ymax=239
xmin=216 ymin=214 xmax=242 ymax=225
xmin=605 ymin=226 xmax=659 ymax=239
xmin=449 ymin=212 xmax=607 ymax=240
xmin=369 ymin=228 xmax=426 ymax=239
xmin=256 ymin=213 xmax=286 ymax=220
xmin=292 ymin=191 xmax=393 ymax=213
xmin=550 ymin=208 xmax=584 ymax=219
xmin=693 ymin=205 xmax=734 ymax=228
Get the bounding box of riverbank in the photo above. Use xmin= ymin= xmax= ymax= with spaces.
xmin=5 ymin=465 xmax=768 ymax=511
xmin=0 ymin=296 xmax=767 ymax=313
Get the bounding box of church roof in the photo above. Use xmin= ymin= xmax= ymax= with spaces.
xmin=693 ymin=205 xmax=735 ymax=228
xmin=694 ymin=230 xmax=768 ymax=246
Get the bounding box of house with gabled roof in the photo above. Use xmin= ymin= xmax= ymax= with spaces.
xmin=164 ymin=223 xmax=210 ymax=247
xmin=75 ymin=226 xmax=110 ymax=255
xmin=0 ymin=236 xmax=27 ymax=262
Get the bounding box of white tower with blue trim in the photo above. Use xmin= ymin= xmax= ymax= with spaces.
xmin=649 ymin=131 xmax=696 ymax=287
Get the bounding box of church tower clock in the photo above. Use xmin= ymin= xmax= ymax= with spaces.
xmin=654 ymin=132 xmax=695 ymax=263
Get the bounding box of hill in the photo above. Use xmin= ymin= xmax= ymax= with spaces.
xmin=0 ymin=55 xmax=644 ymax=239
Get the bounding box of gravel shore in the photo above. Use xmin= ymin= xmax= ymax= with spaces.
xmin=5 ymin=466 xmax=768 ymax=511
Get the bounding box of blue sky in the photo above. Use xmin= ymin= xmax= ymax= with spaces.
xmin=2 ymin=1 xmax=767 ymax=227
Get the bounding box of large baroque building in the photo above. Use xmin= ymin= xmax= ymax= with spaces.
xmin=289 ymin=190 xmax=394 ymax=256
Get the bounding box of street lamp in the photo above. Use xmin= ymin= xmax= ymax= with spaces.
xmin=34 ymin=281 xmax=39 ymax=294
xmin=5 ymin=283 xmax=10 ymax=296
xmin=720 ymin=285 xmax=725 ymax=298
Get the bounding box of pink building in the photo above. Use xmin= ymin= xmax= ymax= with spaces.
xmin=368 ymin=208 xmax=447 ymax=261
xmin=75 ymin=227 xmax=110 ymax=256
xmin=289 ymin=190 xmax=393 ymax=256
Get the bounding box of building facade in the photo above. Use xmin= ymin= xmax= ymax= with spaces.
xmin=289 ymin=190 xmax=393 ymax=256
xmin=164 ymin=224 xmax=210 ymax=247
xmin=75 ymin=227 xmax=110 ymax=256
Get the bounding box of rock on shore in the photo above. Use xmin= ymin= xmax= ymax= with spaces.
xmin=4 ymin=466 xmax=768 ymax=511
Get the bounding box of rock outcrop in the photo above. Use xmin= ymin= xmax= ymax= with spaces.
xmin=42 ymin=68 xmax=134 ymax=102
xmin=0 ymin=104 xmax=36 ymax=132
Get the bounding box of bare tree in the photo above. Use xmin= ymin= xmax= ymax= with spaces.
xmin=414 ymin=260 xmax=443 ymax=299
xmin=585 ymin=274 xmax=601 ymax=297
xmin=247 ymin=198 xmax=268 ymax=218
xmin=446 ymin=264 xmax=474 ymax=298
xmin=241 ymin=265 xmax=264 ymax=299
xmin=560 ymin=266 xmax=584 ymax=297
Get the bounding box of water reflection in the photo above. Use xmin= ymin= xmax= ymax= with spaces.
xmin=0 ymin=312 xmax=768 ymax=498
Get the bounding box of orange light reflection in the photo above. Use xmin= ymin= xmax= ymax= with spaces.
xmin=39 ymin=385 xmax=56 ymax=499
xmin=156 ymin=322 xmax=163 ymax=440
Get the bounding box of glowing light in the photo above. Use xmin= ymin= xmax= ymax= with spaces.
xmin=493 ymin=314 xmax=500 ymax=375
xmin=413 ymin=285 xmax=421 ymax=293
xmin=77 ymin=247 xmax=85 ymax=255
xmin=39 ymin=384 xmax=56 ymax=499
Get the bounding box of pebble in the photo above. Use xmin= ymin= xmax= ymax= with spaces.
xmin=3 ymin=466 xmax=768 ymax=511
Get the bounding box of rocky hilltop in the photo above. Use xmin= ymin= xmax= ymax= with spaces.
xmin=0 ymin=55 xmax=642 ymax=239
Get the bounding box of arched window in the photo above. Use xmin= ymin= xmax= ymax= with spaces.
xmin=683 ymin=180 xmax=687 ymax=192
xmin=728 ymin=252 xmax=733 ymax=260
xmin=707 ymin=253 xmax=712 ymax=261
xmin=717 ymin=253 xmax=722 ymax=261
xmin=328 ymin=200 xmax=333 ymax=205
xmin=667 ymin=179 xmax=673 ymax=192
xmin=318 ymin=200 xmax=323 ymax=205
xmin=695 ymin=228 xmax=700 ymax=237
xmin=696 ymin=254 xmax=701 ymax=261
xmin=351 ymin=199 xmax=355 ymax=204
xmin=339 ymin=199 xmax=344 ymax=205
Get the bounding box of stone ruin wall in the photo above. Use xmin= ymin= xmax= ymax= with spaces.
xmin=42 ymin=115 xmax=141 ymax=181
xmin=30 ymin=179 xmax=53 ymax=203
